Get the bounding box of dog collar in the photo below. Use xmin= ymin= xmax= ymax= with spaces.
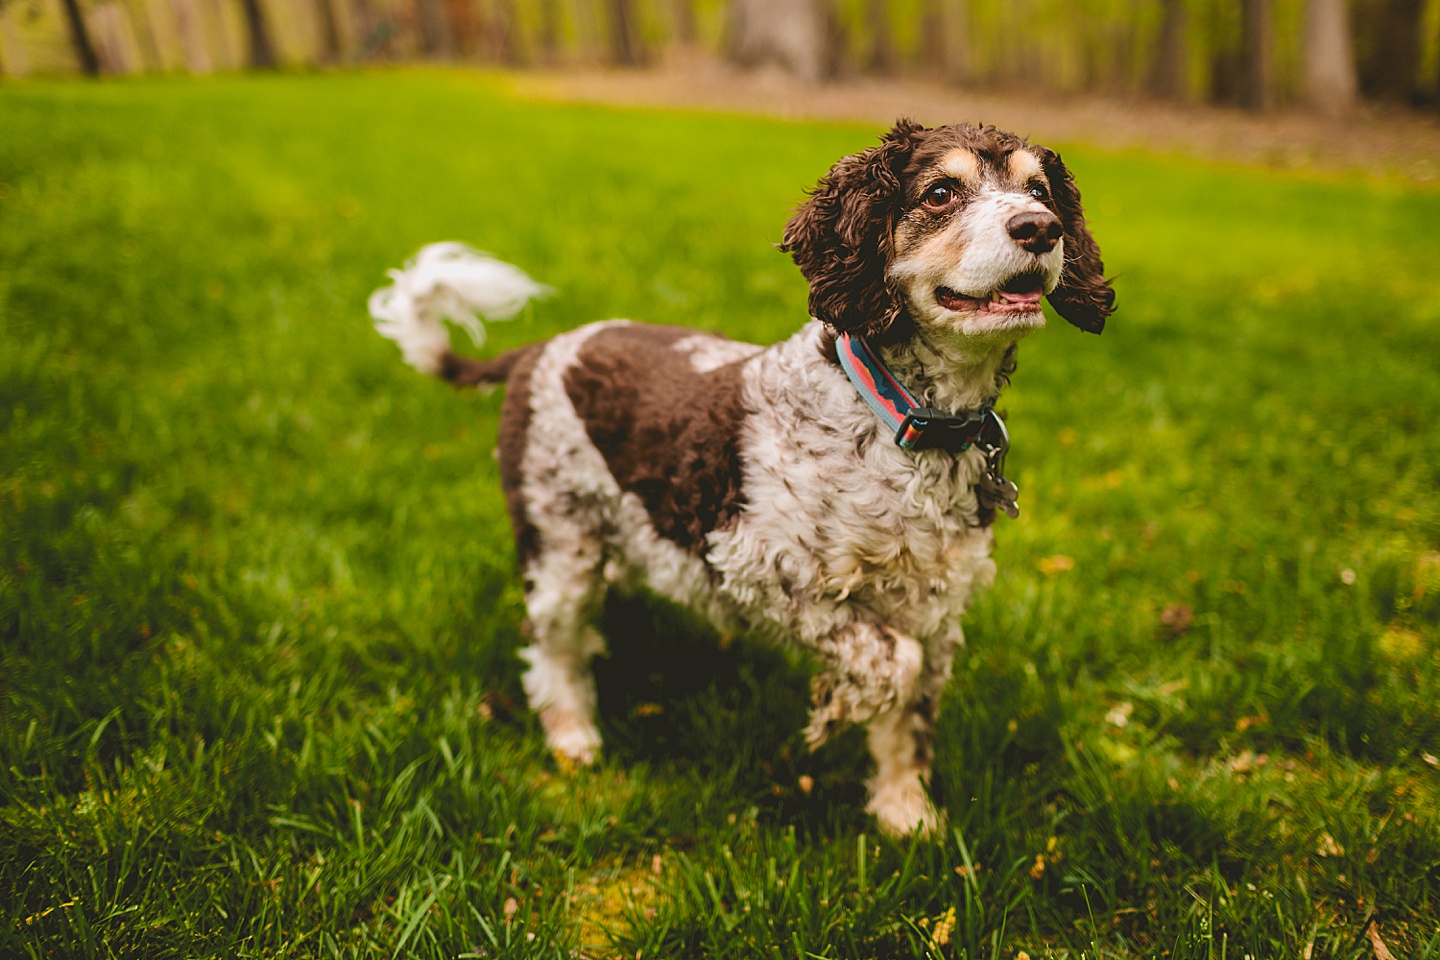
xmin=835 ymin=332 xmax=1020 ymax=518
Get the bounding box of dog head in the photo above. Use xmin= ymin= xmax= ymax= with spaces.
xmin=781 ymin=119 xmax=1114 ymax=345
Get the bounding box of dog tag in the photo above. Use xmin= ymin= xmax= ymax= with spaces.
xmin=978 ymin=471 xmax=1020 ymax=519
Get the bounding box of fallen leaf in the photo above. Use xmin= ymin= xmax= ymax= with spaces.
xmin=1235 ymin=713 xmax=1268 ymax=732
xmin=1367 ymin=920 xmax=1396 ymax=960
xmin=1159 ymin=602 xmax=1194 ymax=637
xmin=1317 ymin=833 xmax=1345 ymax=857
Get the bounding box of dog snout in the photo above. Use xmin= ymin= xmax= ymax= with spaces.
xmin=1006 ymin=211 xmax=1063 ymax=254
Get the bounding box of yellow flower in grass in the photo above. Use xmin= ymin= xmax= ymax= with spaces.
xmin=1036 ymin=554 xmax=1074 ymax=577
xmin=929 ymin=906 xmax=956 ymax=949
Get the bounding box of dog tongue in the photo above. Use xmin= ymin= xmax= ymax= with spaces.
xmin=997 ymin=289 xmax=1043 ymax=304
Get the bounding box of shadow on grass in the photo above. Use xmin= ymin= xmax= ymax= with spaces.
xmin=590 ymin=591 xmax=873 ymax=834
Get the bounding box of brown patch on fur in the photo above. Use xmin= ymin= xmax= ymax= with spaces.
xmin=439 ymin=348 xmax=530 ymax=387
xmin=495 ymin=344 xmax=546 ymax=566
xmin=563 ymin=325 xmax=751 ymax=556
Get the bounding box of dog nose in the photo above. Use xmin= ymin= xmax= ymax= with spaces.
xmin=1007 ymin=211 xmax=1063 ymax=254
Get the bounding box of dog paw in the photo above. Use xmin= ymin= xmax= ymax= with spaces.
xmin=867 ymin=779 xmax=944 ymax=839
xmin=543 ymin=713 xmax=602 ymax=766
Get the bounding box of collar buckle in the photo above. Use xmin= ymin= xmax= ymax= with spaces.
xmin=895 ymin=407 xmax=988 ymax=452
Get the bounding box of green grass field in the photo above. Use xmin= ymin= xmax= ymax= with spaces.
xmin=2 ymin=70 xmax=1438 ymax=959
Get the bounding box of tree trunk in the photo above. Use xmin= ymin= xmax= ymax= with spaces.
xmin=606 ymin=0 xmax=641 ymax=64
xmin=415 ymin=0 xmax=454 ymax=58
xmin=168 ymin=0 xmax=211 ymax=72
xmin=127 ymin=0 xmax=164 ymax=71
xmin=1303 ymin=0 xmax=1358 ymax=114
xmin=314 ymin=0 xmax=343 ymax=62
xmin=239 ymin=0 xmax=276 ymax=67
xmin=671 ymin=0 xmax=696 ymax=46
xmin=61 ymin=0 xmax=101 ymax=75
xmin=1362 ymin=0 xmax=1425 ymax=102
xmin=941 ymin=0 xmax=967 ymax=83
xmin=918 ymin=0 xmax=942 ymax=71
xmin=1241 ymin=0 xmax=1273 ymax=109
xmin=728 ymin=0 xmax=825 ymax=80
xmin=865 ymin=0 xmax=893 ymax=73
xmin=1148 ymin=0 xmax=1187 ymax=100
xmin=537 ymin=0 xmax=560 ymax=61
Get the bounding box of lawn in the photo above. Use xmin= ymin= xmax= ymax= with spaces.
xmin=1 ymin=70 xmax=1438 ymax=959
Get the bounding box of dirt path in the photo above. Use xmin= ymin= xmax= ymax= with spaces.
xmin=514 ymin=55 xmax=1440 ymax=181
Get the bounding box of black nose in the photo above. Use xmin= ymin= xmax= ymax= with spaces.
xmin=1007 ymin=211 xmax=1063 ymax=254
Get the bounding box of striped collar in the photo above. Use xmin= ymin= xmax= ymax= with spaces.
xmin=835 ymin=332 xmax=1021 ymax=518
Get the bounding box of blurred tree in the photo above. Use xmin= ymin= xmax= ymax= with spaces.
xmin=60 ymin=0 xmax=101 ymax=75
xmin=866 ymin=0 xmax=894 ymax=72
xmin=606 ymin=0 xmax=642 ymax=63
xmin=1242 ymin=0 xmax=1275 ymax=108
xmin=239 ymin=0 xmax=275 ymax=67
xmin=1303 ymin=0 xmax=1358 ymax=113
xmin=494 ymin=0 xmax=525 ymax=63
xmin=918 ymin=0 xmax=943 ymax=71
xmin=416 ymin=0 xmax=455 ymax=57
xmin=127 ymin=0 xmax=164 ymax=71
xmin=728 ymin=0 xmax=826 ymax=79
xmin=445 ymin=0 xmax=478 ymax=57
xmin=314 ymin=0 xmax=343 ymax=61
xmin=1149 ymin=0 xmax=1189 ymax=99
xmin=671 ymin=0 xmax=697 ymax=46
xmin=940 ymin=0 xmax=968 ymax=83
xmin=536 ymin=0 xmax=560 ymax=61
xmin=1358 ymin=0 xmax=1426 ymax=102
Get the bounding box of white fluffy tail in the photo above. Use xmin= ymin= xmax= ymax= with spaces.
xmin=368 ymin=242 xmax=552 ymax=375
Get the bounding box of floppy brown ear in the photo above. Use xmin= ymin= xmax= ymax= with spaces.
xmin=1036 ymin=146 xmax=1115 ymax=334
xmin=780 ymin=119 xmax=925 ymax=342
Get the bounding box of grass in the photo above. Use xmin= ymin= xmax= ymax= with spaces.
xmin=1 ymin=68 xmax=1438 ymax=959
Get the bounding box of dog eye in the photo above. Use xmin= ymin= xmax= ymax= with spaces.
xmin=922 ymin=183 xmax=956 ymax=209
xmin=1027 ymin=182 xmax=1050 ymax=202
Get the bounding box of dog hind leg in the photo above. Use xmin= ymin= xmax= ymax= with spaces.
xmin=519 ymin=535 xmax=608 ymax=765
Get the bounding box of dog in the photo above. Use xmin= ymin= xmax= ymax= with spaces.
xmin=369 ymin=119 xmax=1114 ymax=836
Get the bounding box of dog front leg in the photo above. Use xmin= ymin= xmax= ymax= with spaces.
xmin=804 ymin=620 xmax=948 ymax=837
xmin=803 ymin=619 xmax=923 ymax=747
xmin=864 ymin=697 xmax=942 ymax=838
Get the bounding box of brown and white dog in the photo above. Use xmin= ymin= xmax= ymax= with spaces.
xmin=369 ymin=120 xmax=1114 ymax=836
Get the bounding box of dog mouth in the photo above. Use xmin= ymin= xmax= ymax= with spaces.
xmin=936 ymin=271 xmax=1047 ymax=316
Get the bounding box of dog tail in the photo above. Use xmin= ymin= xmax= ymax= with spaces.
xmin=368 ymin=242 xmax=552 ymax=383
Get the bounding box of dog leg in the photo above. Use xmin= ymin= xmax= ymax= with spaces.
xmin=518 ymin=539 xmax=608 ymax=765
xmin=803 ymin=620 xmax=923 ymax=748
xmin=864 ymin=698 xmax=942 ymax=838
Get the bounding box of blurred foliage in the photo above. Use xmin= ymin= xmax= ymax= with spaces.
xmin=2 ymin=0 xmax=1439 ymax=107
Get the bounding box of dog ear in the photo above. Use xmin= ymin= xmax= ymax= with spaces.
xmin=780 ymin=119 xmax=925 ymax=341
xmin=1036 ymin=146 xmax=1115 ymax=334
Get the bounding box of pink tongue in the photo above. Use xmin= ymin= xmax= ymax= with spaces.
xmin=998 ymin=289 xmax=1043 ymax=304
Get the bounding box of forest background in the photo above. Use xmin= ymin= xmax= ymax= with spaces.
xmin=3 ymin=0 xmax=1439 ymax=118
